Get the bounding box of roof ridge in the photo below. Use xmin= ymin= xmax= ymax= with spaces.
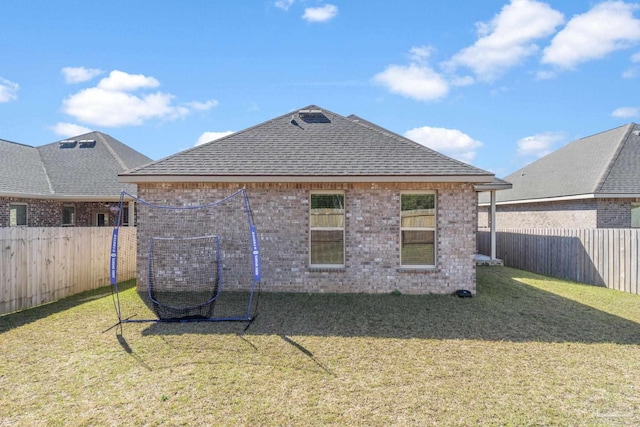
xmin=0 ymin=138 xmax=34 ymax=148
xmin=593 ymin=123 xmax=634 ymax=193
xmin=35 ymin=145 xmax=55 ymax=195
xmin=94 ymin=131 xmax=129 ymax=170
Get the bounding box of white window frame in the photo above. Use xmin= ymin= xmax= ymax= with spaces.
xmin=9 ymin=203 xmax=27 ymax=227
xmin=632 ymin=202 xmax=640 ymax=228
xmin=62 ymin=205 xmax=75 ymax=226
xmin=309 ymin=191 xmax=345 ymax=268
xmin=400 ymin=191 xmax=437 ymax=267
xmin=95 ymin=210 xmax=109 ymax=227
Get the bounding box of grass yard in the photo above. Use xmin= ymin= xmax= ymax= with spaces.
xmin=1 ymin=266 xmax=639 ymax=426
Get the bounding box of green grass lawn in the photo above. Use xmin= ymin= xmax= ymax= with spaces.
xmin=1 ymin=266 xmax=639 ymax=426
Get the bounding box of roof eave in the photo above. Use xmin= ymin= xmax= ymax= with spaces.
xmin=478 ymin=192 xmax=640 ymax=206
xmin=118 ymin=174 xmax=495 ymax=184
xmin=474 ymin=183 xmax=513 ymax=192
xmin=0 ymin=192 xmax=134 ymax=202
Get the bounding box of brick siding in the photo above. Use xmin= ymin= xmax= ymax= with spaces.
xmin=478 ymin=197 xmax=640 ymax=229
xmin=137 ymin=182 xmax=478 ymax=295
xmin=0 ymin=197 xmax=119 ymax=227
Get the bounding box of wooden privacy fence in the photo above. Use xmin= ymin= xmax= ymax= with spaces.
xmin=0 ymin=227 xmax=136 ymax=315
xmin=477 ymin=228 xmax=639 ymax=295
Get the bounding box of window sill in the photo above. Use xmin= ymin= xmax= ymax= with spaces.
xmin=308 ymin=267 xmax=347 ymax=273
xmin=397 ymin=266 xmax=439 ymax=273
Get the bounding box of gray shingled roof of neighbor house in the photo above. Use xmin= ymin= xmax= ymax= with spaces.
xmin=0 ymin=131 xmax=152 ymax=199
xmin=120 ymin=105 xmax=495 ymax=183
xmin=479 ymin=123 xmax=640 ymax=204
xmin=0 ymin=138 xmax=52 ymax=196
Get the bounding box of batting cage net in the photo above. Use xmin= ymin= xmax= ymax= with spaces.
xmin=110 ymin=188 xmax=261 ymax=323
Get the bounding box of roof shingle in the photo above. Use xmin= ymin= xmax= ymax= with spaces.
xmin=122 ymin=105 xmax=493 ymax=182
xmin=0 ymin=131 xmax=152 ymax=198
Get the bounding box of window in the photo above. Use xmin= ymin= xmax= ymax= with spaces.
xmin=62 ymin=206 xmax=75 ymax=226
xmin=632 ymin=203 xmax=640 ymax=228
xmin=95 ymin=212 xmax=108 ymax=227
xmin=310 ymin=193 xmax=345 ymax=267
xmin=9 ymin=203 xmax=27 ymax=226
xmin=121 ymin=206 xmax=130 ymax=226
xmin=400 ymin=193 xmax=436 ymax=266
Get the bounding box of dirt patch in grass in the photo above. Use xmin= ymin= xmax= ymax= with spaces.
xmin=1 ymin=266 xmax=639 ymax=426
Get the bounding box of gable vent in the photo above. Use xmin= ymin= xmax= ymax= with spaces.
xmin=79 ymin=139 xmax=96 ymax=148
xmin=59 ymin=140 xmax=77 ymax=148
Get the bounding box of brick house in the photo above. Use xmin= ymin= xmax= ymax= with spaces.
xmin=479 ymin=123 xmax=640 ymax=229
xmin=0 ymin=131 xmax=152 ymax=227
xmin=120 ymin=105 xmax=502 ymax=294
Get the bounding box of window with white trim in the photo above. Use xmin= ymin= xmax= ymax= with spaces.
xmin=9 ymin=203 xmax=27 ymax=226
xmin=632 ymin=203 xmax=640 ymax=228
xmin=400 ymin=192 xmax=436 ymax=266
xmin=310 ymin=192 xmax=345 ymax=267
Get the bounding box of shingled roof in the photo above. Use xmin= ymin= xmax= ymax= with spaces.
xmin=0 ymin=131 xmax=152 ymax=199
xmin=120 ymin=105 xmax=494 ymax=183
xmin=480 ymin=123 xmax=640 ymax=205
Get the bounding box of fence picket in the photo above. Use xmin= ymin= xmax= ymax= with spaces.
xmin=0 ymin=227 xmax=136 ymax=315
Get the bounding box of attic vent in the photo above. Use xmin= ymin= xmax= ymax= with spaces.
xmin=298 ymin=109 xmax=330 ymax=124
xmin=59 ymin=140 xmax=77 ymax=148
xmin=633 ymin=130 xmax=640 ymax=136
xmin=78 ymin=139 xmax=96 ymax=148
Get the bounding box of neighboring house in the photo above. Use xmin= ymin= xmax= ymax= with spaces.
xmin=478 ymin=123 xmax=640 ymax=229
xmin=0 ymin=131 xmax=152 ymax=227
xmin=119 ymin=105 xmax=506 ymax=294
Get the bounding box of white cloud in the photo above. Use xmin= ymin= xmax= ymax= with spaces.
xmin=409 ymin=45 xmax=433 ymax=62
xmin=275 ymin=0 xmax=295 ymax=11
xmin=542 ymin=1 xmax=640 ymax=69
xmin=63 ymin=88 xmax=181 ymax=126
xmin=446 ymin=0 xmax=564 ymax=80
xmin=624 ymin=52 xmax=640 ymax=77
xmin=516 ymin=131 xmax=565 ymax=157
xmin=186 ymin=100 xmax=219 ymax=111
xmin=97 ymin=70 xmax=159 ymax=92
xmin=196 ymin=131 xmax=234 ymax=146
xmin=61 ymin=67 xmax=103 ymax=84
xmin=0 ymin=77 xmax=19 ymax=102
xmin=61 ymin=70 xmax=217 ymax=127
xmin=302 ymin=4 xmax=338 ymax=23
xmin=50 ymin=122 xmax=93 ymax=137
xmin=373 ymin=47 xmax=449 ymax=101
xmin=611 ymin=106 xmax=639 ymax=118
xmin=535 ymin=69 xmax=557 ymax=80
xmin=404 ymin=126 xmax=483 ymax=163
xmin=449 ymin=75 xmax=475 ymax=87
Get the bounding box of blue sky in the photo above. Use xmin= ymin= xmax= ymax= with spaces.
xmin=1 ymin=0 xmax=640 ymax=177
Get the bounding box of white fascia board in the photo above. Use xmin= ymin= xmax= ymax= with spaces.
xmin=474 ymin=183 xmax=513 ymax=191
